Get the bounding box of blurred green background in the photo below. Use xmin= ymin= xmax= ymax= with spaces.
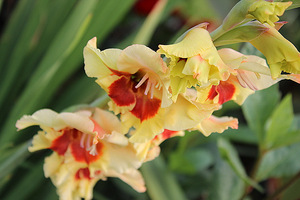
xmin=0 ymin=0 xmax=300 ymax=199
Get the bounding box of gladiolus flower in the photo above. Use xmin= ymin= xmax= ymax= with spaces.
xmin=250 ymin=22 xmax=300 ymax=78
xmin=16 ymin=108 xmax=145 ymax=200
xmin=196 ymin=48 xmax=280 ymax=105
xmin=84 ymin=37 xmax=216 ymax=142
xmin=158 ymin=23 xmax=233 ymax=101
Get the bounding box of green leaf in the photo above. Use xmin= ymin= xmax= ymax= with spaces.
xmin=256 ymin=142 xmax=300 ymax=181
xmin=133 ymin=0 xmax=168 ymax=45
xmin=2 ymin=161 xmax=45 ymax=200
xmin=0 ymin=141 xmax=31 ymax=180
xmin=209 ymin=158 xmax=245 ymax=200
xmin=141 ymin=156 xmax=187 ymax=200
xmin=217 ymin=138 xmax=262 ymax=191
xmin=265 ymin=94 xmax=295 ymax=149
xmin=281 ymin=177 xmax=300 ymax=200
xmin=0 ymin=0 xmax=97 ymax=146
xmin=222 ymin=125 xmax=258 ymax=145
xmin=242 ymin=84 xmax=281 ymax=146
xmin=169 ymin=148 xmax=213 ymax=174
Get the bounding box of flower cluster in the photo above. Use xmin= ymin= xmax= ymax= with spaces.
xmin=16 ymin=0 xmax=300 ymax=199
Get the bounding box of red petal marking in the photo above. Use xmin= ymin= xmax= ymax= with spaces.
xmin=50 ymin=130 xmax=72 ymax=155
xmin=216 ymin=82 xmax=235 ymax=104
xmin=207 ymin=82 xmax=235 ymax=104
xmin=207 ymin=85 xmax=218 ymax=101
xmin=75 ymin=168 xmax=91 ymax=180
xmin=71 ymin=137 xmax=103 ymax=164
xmin=161 ymin=129 xmax=178 ymax=140
xmin=131 ymin=94 xmax=161 ymax=122
xmin=108 ymin=76 xmax=136 ymax=107
xmin=50 ymin=129 xmax=103 ymax=164
xmin=109 ymin=68 xmax=131 ymax=77
xmin=95 ymin=170 xmax=101 ymax=176
xmin=90 ymin=118 xmax=105 ymax=138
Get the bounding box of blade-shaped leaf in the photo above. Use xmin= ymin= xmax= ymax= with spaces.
xmin=0 ymin=141 xmax=31 ymax=180
xmin=209 ymin=158 xmax=245 ymax=200
xmin=0 ymin=0 xmax=97 ymax=146
xmin=217 ymin=138 xmax=262 ymax=191
xmin=141 ymin=156 xmax=187 ymax=200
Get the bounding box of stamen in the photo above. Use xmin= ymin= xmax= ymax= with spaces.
xmin=135 ymin=74 xmax=149 ymax=88
xmin=80 ymin=133 xmax=87 ymax=148
xmin=150 ymin=83 xmax=155 ymax=99
xmin=86 ymin=134 xmax=92 ymax=150
xmin=237 ymin=72 xmax=258 ymax=91
xmin=144 ymin=81 xmax=151 ymax=95
xmin=193 ymin=73 xmax=200 ymax=79
xmin=87 ymin=144 xmax=98 ymax=156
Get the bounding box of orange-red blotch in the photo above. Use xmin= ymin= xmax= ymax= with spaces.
xmin=130 ymin=94 xmax=161 ymax=122
xmin=75 ymin=168 xmax=92 ymax=180
xmin=207 ymin=81 xmax=235 ymax=104
xmin=50 ymin=129 xmax=73 ymax=155
xmin=108 ymin=76 xmax=136 ymax=107
xmin=50 ymin=129 xmax=104 ymax=164
xmin=161 ymin=129 xmax=177 ymax=140
xmin=70 ymin=137 xmax=103 ymax=164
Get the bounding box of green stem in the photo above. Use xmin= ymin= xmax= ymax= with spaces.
xmin=141 ymin=156 xmax=187 ymax=200
xmin=133 ymin=0 xmax=168 ymax=45
xmin=265 ymin=171 xmax=300 ymax=200
xmin=239 ymin=149 xmax=267 ymax=199
xmin=210 ymin=25 xmax=226 ymax=41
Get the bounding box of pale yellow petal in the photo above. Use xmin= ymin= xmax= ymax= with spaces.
xmin=164 ymin=93 xmax=216 ymax=131
xmin=128 ymin=110 xmax=165 ymax=143
xmin=84 ymin=37 xmax=121 ymax=78
xmin=28 ymin=129 xmax=61 ymax=152
xmin=43 ymin=153 xmax=63 ymax=178
xmin=105 ymin=168 xmax=146 ymax=193
xmin=104 ymin=131 xmax=128 ymax=146
xmin=118 ymin=44 xmax=168 ymax=74
xmin=58 ymin=112 xmax=95 ymax=135
xmin=194 ymin=115 xmax=238 ymax=136
xmin=93 ymin=108 xmax=123 ymax=134
xmin=16 ymin=109 xmax=65 ymax=131
xmin=159 ymin=27 xmax=214 ymax=58
xmin=104 ymin=142 xmax=142 ymax=173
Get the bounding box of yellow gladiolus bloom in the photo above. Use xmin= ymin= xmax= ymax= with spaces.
xmin=16 ymin=108 xmax=145 ymax=200
xmin=158 ymin=24 xmax=233 ymax=101
xmin=250 ymin=22 xmax=300 ymax=78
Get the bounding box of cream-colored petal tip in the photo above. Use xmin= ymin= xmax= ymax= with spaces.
xmin=87 ymin=37 xmax=97 ymax=48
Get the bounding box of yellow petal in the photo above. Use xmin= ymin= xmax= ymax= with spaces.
xmin=28 ymin=129 xmax=61 ymax=152
xmin=105 ymin=168 xmax=146 ymax=193
xmin=43 ymin=153 xmax=63 ymax=178
xmin=194 ymin=115 xmax=238 ymax=136
xmin=16 ymin=109 xmax=65 ymax=131
xmin=159 ymin=27 xmax=214 ymax=58
xmin=84 ymin=37 xmax=121 ymax=78
xmin=118 ymin=44 xmax=168 ymax=74
xmin=250 ymin=23 xmax=300 ymax=78
xmin=164 ymin=93 xmax=217 ymax=131
xmin=93 ymin=108 xmax=123 ymax=135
